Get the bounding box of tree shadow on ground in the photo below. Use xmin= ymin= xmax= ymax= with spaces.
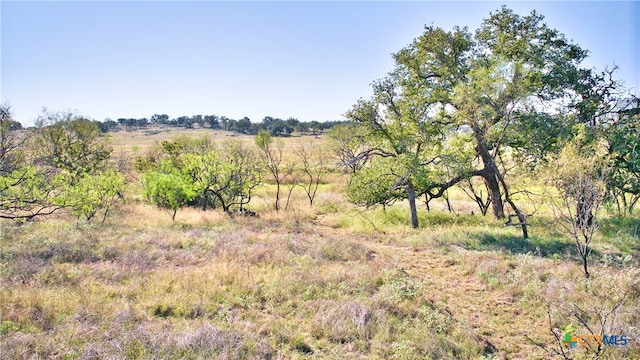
xmin=599 ymin=217 xmax=640 ymax=238
xmin=465 ymin=232 xmax=579 ymax=259
xmin=599 ymin=217 xmax=640 ymax=256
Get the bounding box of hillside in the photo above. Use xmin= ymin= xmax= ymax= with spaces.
xmin=0 ymin=130 xmax=640 ymax=359
xmin=1 ymin=129 xmax=639 ymax=358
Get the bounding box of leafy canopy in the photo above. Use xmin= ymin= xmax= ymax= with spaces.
xmin=345 ymin=6 xmax=606 ymax=232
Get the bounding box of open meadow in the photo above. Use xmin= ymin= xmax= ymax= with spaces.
xmin=1 ymin=127 xmax=639 ymax=359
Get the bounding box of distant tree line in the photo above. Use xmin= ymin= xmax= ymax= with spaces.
xmin=95 ymin=113 xmax=348 ymax=137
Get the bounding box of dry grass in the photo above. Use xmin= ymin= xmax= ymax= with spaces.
xmin=1 ymin=127 xmax=639 ymax=359
xmin=106 ymin=126 xmax=326 ymax=163
xmin=2 ymin=200 xmax=638 ymax=359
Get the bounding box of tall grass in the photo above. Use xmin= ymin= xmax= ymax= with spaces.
xmin=1 ymin=129 xmax=638 ymax=358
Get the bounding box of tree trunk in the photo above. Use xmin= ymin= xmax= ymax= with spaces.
xmin=496 ymin=167 xmax=529 ymax=239
xmin=424 ymin=194 xmax=431 ymax=212
xmin=213 ymin=192 xmax=230 ymax=214
xmin=484 ymin=173 xmax=504 ymax=219
xmin=407 ymin=181 xmax=419 ymax=229
xmin=473 ymin=125 xmax=505 ymax=219
xmin=202 ymin=192 xmax=208 ymax=211
xmin=285 ymin=185 xmax=295 ymax=210
xmin=275 ymin=180 xmax=281 ymax=212
xmin=101 ymin=209 xmax=109 ymax=225
xmin=582 ymin=257 xmax=590 ymax=278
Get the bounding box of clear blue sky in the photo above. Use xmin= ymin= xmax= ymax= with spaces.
xmin=2 ymin=1 xmax=639 ymax=126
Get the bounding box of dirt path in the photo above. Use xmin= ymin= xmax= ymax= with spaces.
xmin=368 ymin=240 xmax=550 ymax=359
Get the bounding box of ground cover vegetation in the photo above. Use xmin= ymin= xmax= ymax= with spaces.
xmin=1 ymin=6 xmax=639 ymax=359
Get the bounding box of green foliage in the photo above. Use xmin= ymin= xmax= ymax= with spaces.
xmin=218 ymin=141 xmax=264 ymax=211
xmin=142 ymin=168 xmax=197 ymax=221
xmin=546 ymin=139 xmax=608 ymax=278
xmin=346 ymin=157 xmax=408 ymax=207
xmin=254 ymin=129 xmax=272 ymax=150
xmin=161 ymin=134 xmax=213 ymax=158
xmin=0 ymin=107 xmax=63 ymax=219
xmin=0 ymin=166 xmax=58 ymax=219
xmin=140 ymin=136 xmax=263 ymax=216
xmin=378 ymin=267 xmax=423 ymax=302
xmin=327 ymin=123 xmax=370 ymax=173
xmin=606 ymin=99 xmax=640 ymax=215
xmin=0 ymin=320 xmax=20 ymax=335
xmin=548 ymin=137 xmax=607 ymax=202
xmin=55 ymin=169 xmax=125 ymax=223
xmin=182 ymin=141 xmax=263 ymax=212
xmin=0 ymin=107 xmax=27 ymax=175
xmin=36 ymin=111 xmax=112 ymax=179
xmin=27 ymin=110 xmax=128 ymax=222
xmin=181 ymin=150 xmax=220 ymax=210
xmin=255 ymin=130 xmax=285 ymax=211
xmin=346 ymin=6 xmax=619 ymax=233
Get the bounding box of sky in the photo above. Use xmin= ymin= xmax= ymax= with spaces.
xmin=1 ymin=1 xmax=639 ymax=127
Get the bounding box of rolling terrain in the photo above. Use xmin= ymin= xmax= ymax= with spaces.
xmin=1 ymin=128 xmax=638 ymax=359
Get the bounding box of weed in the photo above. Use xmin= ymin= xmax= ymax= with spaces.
xmin=1 ymin=174 xmax=639 ymax=359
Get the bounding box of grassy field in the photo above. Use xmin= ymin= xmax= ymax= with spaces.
xmin=1 ymin=128 xmax=639 ymax=359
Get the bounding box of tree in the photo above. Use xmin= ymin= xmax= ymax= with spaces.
xmin=346 ymin=157 xmax=410 ymax=210
xmin=181 ymin=142 xmax=263 ymax=213
xmin=208 ymin=141 xmax=263 ymax=213
xmin=204 ymin=115 xmax=220 ymax=129
xmin=220 ymin=116 xmax=231 ymax=130
xmin=150 ymin=114 xmax=170 ymax=125
xmin=160 ymin=135 xmax=213 ymax=159
xmin=181 ymin=151 xmax=221 ymax=211
xmin=142 ymin=167 xmax=197 ymax=221
xmin=173 ymin=115 xmax=193 ymax=128
xmin=131 ymin=118 xmax=147 ymax=128
xmin=606 ymin=96 xmax=640 ymax=215
xmin=56 ymin=169 xmax=125 ymax=224
xmin=345 ymin=151 xmax=435 ymax=229
xmin=0 ymin=106 xmax=61 ymax=220
xmin=346 ymin=6 xmax=605 ymax=235
xmin=0 ymin=107 xmax=129 ymax=221
xmin=0 ymin=166 xmax=61 ymax=220
xmin=98 ymin=119 xmax=118 ymax=133
xmin=279 ymin=161 xmax=300 ymax=211
xmin=139 ymin=136 xmax=263 ymax=215
xmin=460 ymin=178 xmax=492 ymax=216
xmin=255 ymin=130 xmax=285 ymax=211
xmin=237 ymin=117 xmax=253 ymax=134
xmin=34 ymin=110 xmax=129 ymax=223
xmin=0 ymin=106 xmax=27 ymax=176
xmin=35 ymin=111 xmax=111 ymax=180
xmin=191 ymin=115 xmax=204 ymax=128
xmin=308 ymin=121 xmax=321 ymax=136
xmin=345 ymin=74 xmax=469 ymax=228
xmin=326 ymin=123 xmax=371 ymax=174
xmin=547 ymin=139 xmax=607 ymax=278
xmin=225 ymin=118 xmax=238 ymax=132
xmin=296 ymin=121 xmax=310 ymax=134
xmin=286 ymin=118 xmax=300 ymax=134
xmin=294 ymin=142 xmax=329 ymax=206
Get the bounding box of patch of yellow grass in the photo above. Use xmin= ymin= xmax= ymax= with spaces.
xmin=2 ymin=127 xmax=639 ymax=358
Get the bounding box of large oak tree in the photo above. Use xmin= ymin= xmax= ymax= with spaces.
xmin=346 ymin=7 xmax=608 ymax=236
